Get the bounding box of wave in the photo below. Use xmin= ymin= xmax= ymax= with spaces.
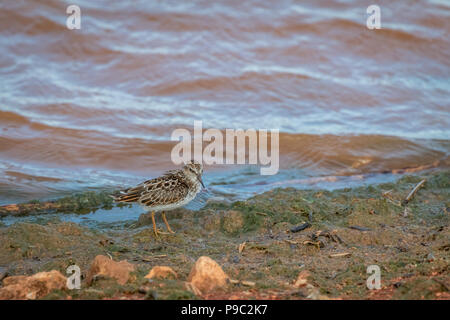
xmin=0 ymin=108 xmax=447 ymax=176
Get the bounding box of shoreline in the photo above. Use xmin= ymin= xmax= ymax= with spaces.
xmin=0 ymin=134 xmax=447 ymax=206
xmin=1 ymin=163 xmax=447 ymax=217
xmin=0 ymin=169 xmax=448 ymax=299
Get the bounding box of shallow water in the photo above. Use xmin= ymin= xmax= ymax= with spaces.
xmin=0 ymin=0 xmax=449 ymax=205
xmin=0 ymin=204 xmax=143 ymax=228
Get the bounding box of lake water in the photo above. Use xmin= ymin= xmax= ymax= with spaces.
xmin=0 ymin=0 xmax=449 ymax=206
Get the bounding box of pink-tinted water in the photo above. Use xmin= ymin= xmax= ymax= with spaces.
xmin=0 ymin=0 xmax=449 ymax=204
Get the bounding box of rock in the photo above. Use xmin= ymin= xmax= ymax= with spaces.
xmin=145 ymin=266 xmax=177 ymax=280
xmin=187 ymin=256 xmax=229 ymax=295
xmin=222 ymin=210 xmax=244 ymax=234
xmin=137 ymin=213 xmax=153 ymax=226
xmin=230 ymin=255 xmax=240 ymax=264
xmin=86 ymin=255 xmax=135 ymax=285
xmin=0 ymin=270 xmax=66 ymax=300
xmin=426 ymin=252 xmax=435 ymax=262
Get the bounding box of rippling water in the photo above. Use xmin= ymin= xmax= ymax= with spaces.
xmin=0 ymin=0 xmax=449 ymax=205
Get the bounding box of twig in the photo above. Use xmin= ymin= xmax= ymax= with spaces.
xmin=256 ymin=212 xmax=268 ymax=217
xmin=349 ymin=225 xmax=371 ymax=232
xmin=238 ymin=242 xmax=246 ymax=254
xmin=382 ymin=190 xmax=402 ymax=207
xmin=229 ymin=279 xmax=256 ymax=286
xmin=403 ymin=179 xmax=426 ymax=205
xmin=302 ymin=240 xmax=323 ymax=249
xmin=329 ymin=252 xmax=352 ymax=258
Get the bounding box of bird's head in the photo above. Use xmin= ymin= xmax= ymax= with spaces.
xmin=183 ymin=160 xmax=205 ymax=188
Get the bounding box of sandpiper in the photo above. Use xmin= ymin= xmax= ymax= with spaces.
xmin=112 ymin=160 xmax=205 ymax=238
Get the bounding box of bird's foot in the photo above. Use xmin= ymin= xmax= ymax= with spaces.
xmin=153 ymin=228 xmax=172 ymax=239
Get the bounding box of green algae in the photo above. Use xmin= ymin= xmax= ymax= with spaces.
xmin=0 ymin=191 xmax=116 ymax=217
xmin=0 ymin=170 xmax=448 ymax=300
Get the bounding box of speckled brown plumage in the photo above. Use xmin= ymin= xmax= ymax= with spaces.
xmin=112 ymin=161 xmax=204 ymax=211
xmin=113 ymin=170 xmax=193 ymax=206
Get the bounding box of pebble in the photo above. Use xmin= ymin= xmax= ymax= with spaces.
xmin=231 ymin=255 xmax=240 ymax=264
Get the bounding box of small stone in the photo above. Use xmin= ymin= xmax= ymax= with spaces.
xmin=0 ymin=270 xmax=66 ymax=300
xmin=137 ymin=213 xmax=153 ymax=226
xmin=145 ymin=266 xmax=177 ymax=280
xmin=293 ymin=270 xmax=310 ymax=288
xmin=290 ymin=222 xmax=311 ymax=233
xmin=86 ymin=255 xmax=135 ymax=285
xmin=231 ymin=255 xmax=240 ymax=264
xmin=426 ymin=253 xmax=435 ymax=262
xmin=187 ymin=256 xmax=229 ymax=295
xmin=138 ymin=286 xmax=149 ymax=294
xmin=222 ymin=210 xmax=244 ymax=234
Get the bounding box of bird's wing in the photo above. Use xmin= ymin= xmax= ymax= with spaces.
xmin=112 ymin=170 xmax=190 ymax=206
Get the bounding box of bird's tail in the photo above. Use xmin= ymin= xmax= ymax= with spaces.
xmin=110 ymin=188 xmax=141 ymax=203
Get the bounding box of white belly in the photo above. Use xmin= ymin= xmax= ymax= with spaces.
xmin=140 ymin=189 xmax=199 ymax=212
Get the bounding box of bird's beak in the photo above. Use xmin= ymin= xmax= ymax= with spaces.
xmin=197 ymin=175 xmax=206 ymax=189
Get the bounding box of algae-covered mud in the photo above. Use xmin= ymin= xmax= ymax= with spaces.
xmin=0 ymin=170 xmax=448 ymax=300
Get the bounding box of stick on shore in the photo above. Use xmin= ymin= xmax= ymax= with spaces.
xmin=403 ymin=179 xmax=426 ymax=206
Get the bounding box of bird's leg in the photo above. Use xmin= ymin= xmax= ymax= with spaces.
xmin=162 ymin=211 xmax=175 ymax=234
xmin=151 ymin=211 xmax=160 ymax=239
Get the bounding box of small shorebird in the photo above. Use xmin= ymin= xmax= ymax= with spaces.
xmin=112 ymin=161 xmax=205 ymax=238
